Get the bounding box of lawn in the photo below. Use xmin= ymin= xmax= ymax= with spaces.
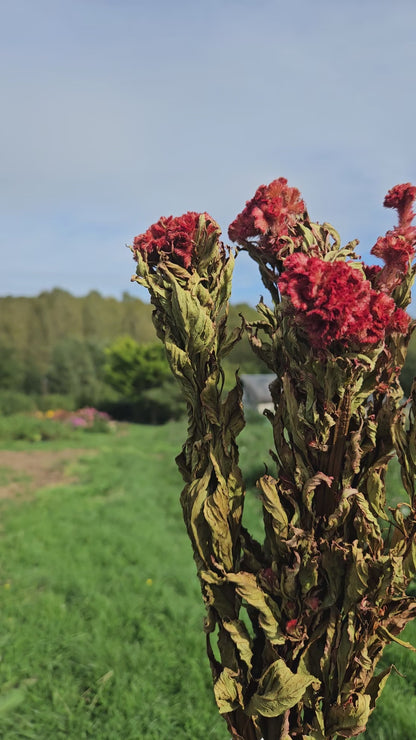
xmin=0 ymin=419 xmax=414 ymax=738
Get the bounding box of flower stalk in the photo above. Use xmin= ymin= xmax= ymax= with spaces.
xmin=131 ymin=212 xmax=260 ymax=737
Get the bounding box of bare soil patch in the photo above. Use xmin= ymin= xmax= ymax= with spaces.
xmin=0 ymin=449 xmax=95 ymax=500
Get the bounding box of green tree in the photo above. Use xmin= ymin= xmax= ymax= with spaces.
xmin=104 ymin=337 xmax=171 ymax=398
xmin=22 ymin=362 xmax=44 ymax=395
xmin=47 ymin=338 xmax=99 ymax=405
xmin=0 ymin=289 xmax=259 ymax=388
xmin=0 ymin=343 xmax=24 ymax=390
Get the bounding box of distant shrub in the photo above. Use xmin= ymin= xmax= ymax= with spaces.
xmin=104 ymin=337 xmax=171 ymax=399
xmin=0 ymin=414 xmax=77 ymax=442
xmin=0 ymin=391 xmax=36 ymax=416
xmin=99 ymin=381 xmax=185 ymax=425
xmin=65 ymin=407 xmax=113 ymax=432
xmin=0 ymin=406 xmax=114 ymax=443
xmin=36 ymin=407 xmax=114 ymax=433
xmin=34 ymin=394 xmax=77 ymax=412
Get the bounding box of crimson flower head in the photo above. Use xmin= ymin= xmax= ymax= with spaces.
xmin=369 ymin=183 xmax=416 ymax=291
xmin=371 ymin=228 xmax=416 ymax=275
xmin=228 ymin=178 xmax=306 ymax=259
xmin=383 ymin=183 xmax=416 ymax=228
xmin=133 ymin=211 xmax=218 ymax=270
xmin=278 ymin=253 xmax=409 ymax=350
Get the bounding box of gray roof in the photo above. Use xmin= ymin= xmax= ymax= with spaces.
xmin=241 ymin=374 xmax=275 ymax=405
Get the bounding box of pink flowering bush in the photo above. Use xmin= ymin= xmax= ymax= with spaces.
xmin=131 ymin=180 xmax=416 ymax=740
xmin=40 ymin=407 xmax=112 ymax=432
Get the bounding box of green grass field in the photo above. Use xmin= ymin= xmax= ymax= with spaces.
xmin=0 ymin=419 xmax=415 ymax=738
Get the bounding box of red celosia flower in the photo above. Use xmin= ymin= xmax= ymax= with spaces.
xmin=389 ymin=307 xmax=410 ymax=334
xmin=363 ymin=264 xmax=383 ymax=283
xmin=371 ymin=228 xmax=416 ymax=274
xmin=367 ymin=291 xmax=409 ymax=340
xmin=133 ymin=212 xmax=217 ymax=270
xmin=278 ymin=253 xmax=409 ymax=350
xmin=228 ymin=178 xmax=306 ymax=259
xmin=369 ymin=184 xmax=416 ymax=294
xmin=384 ymin=183 xmax=416 ymax=228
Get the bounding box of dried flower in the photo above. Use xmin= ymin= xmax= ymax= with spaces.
xmin=371 ymin=228 xmax=416 ymax=274
xmin=363 ymin=264 xmax=383 ymax=282
xmin=132 ymin=211 xmax=217 ymax=270
xmin=131 ymin=178 xmax=416 ymax=740
xmin=384 ymin=182 xmax=416 ymax=228
xmin=228 ymin=178 xmax=306 ymax=259
xmin=278 ymin=253 xmax=408 ymax=349
xmin=366 ymin=184 xmax=416 ymax=296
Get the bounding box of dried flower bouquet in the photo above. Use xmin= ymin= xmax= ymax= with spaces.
xmin=131 ymin=180 xmax=416 ymax=740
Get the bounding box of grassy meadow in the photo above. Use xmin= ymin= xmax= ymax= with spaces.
xmin=0 ymin=417 xmax=415 ymax=738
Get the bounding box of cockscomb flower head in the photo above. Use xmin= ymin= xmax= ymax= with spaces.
xmin=371 ymin=228 xmax=416 ymax=274
xmin=384 ymin=183 xmax=416 ymax=228
xmin=369 ymin=183 xmax=416 ymax=294
xmin=228 ymin=178 xmax=306 ymax=260
xmin=132 ymin=211 xmax=218 ymax=270
xmin=278 ymin=253 xmax=409 ymax=350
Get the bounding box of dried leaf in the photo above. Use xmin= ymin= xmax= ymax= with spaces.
xmin=281 ymin=373 xmax=309 ymax=455
xmin=170 ymin=277 xmax=215 ymax=354
xmin=336 ymin=613 xmax=355 ymax=688
xmin=302 ymin=472 xmax=333 ymax=512
xmin=219 ymin=324 xmax=244 ymax=359
xmin=213 ymin=668 xmax=242 ymax=714
xmin=321 ymin=546 xmax=347 ymax=608
xmin=366 ymin=666 xmax=392 ymax=710
xmin=257 ymin=475 xmax=289 ymax=538
xmin=224 ymin=572 xmax=285 ymax=645
xmin=344 ymin=543 xmax=370 ymax=611
xmin=200 ymin=373 xmax=221 ymax=426
xmin=247 ymin=659 xmax=316 ymax=718
xmin=344 ymin=428 xmax=363 ymax=477
xmin=326 ymin=693 xmax=371 ymax=738
xmin=366 ymin=466 xmax=389 ymax=520
xmin=204 ymin=481 xmax=234 ymax=572
xmin=377 ymin=626 xmax=416 ymax=652
xmin=222 ymin=619 xmax=253 ymax=675
xmin=326 ymin=488 xmax=355 ymax=531
xmin=352 ymin=491 xmax=384 ymax=550
xmin=221 ymin=376 xmax=245 ymax=446
xmin=164 ymin=340 xmax=197 ymax=406
xmin=186 ymin=468 xmax=213 ymax=566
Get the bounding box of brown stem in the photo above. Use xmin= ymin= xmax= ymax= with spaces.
xmin=226 ymin=708 xmax=259 ymax=740
xmin=316 ymin=389 xmax=352 ymax=517
xmin=263 ymin=712 xmax=289 ymax=739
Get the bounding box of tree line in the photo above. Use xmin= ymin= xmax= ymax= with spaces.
xmin=1 ymin=288 xmax=415 ymax=422
xmin=0 ymin=289 xmax=265 ymax=422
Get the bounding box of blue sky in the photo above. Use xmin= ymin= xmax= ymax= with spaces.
xmin=1 ymin=0 xmax=416 ymax=306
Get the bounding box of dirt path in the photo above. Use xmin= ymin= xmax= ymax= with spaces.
xmin=0 ymin=448 xmax=95 ymax=500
